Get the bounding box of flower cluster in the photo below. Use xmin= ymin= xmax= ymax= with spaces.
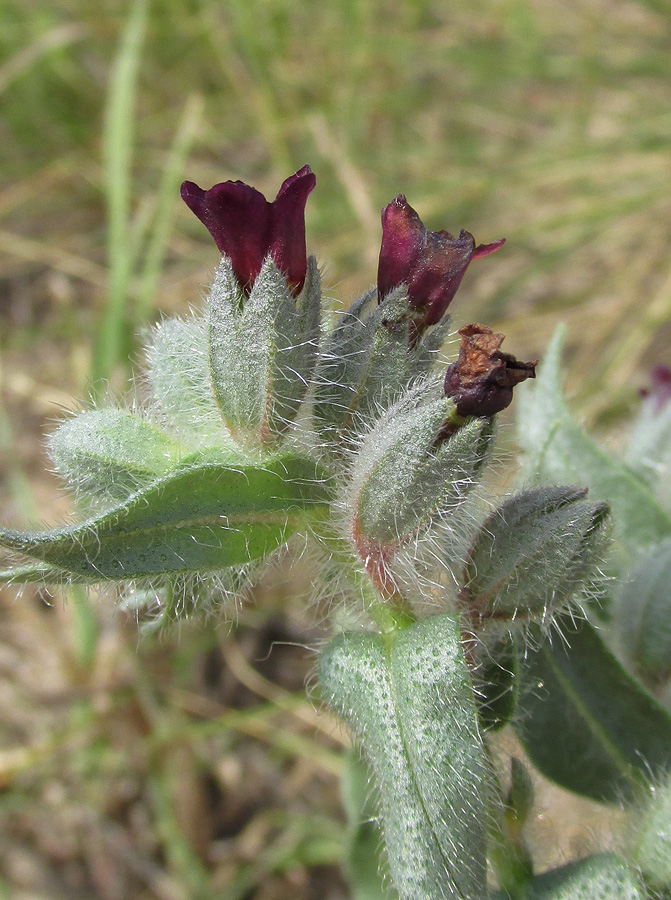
xmin=181 ymin=166 xmax=534 ymax=416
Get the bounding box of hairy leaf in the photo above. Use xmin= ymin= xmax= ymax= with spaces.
xmin=320 ymin=615 xmax=487 ymax=900
xmin=616 ymin=538 xmax=671 ymax=683
xmin=515 ymin=615 xmax=671 ymax=802
xmin=0 ymin=452 xmax=332 ymax=579
xmin=49 ymin=408 xmax=182 ymax=501
xmin=516 ymin=326 xmax=671 ymax=553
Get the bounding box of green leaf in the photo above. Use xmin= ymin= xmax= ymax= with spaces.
xmin=510 ymin=853 xmax=644 ymax=900
xmin=473 ymin=632 xmax=518 ymax=732
xmin=516 ymin=326 xmax=671 ymax=553
xmin=0 ymin=453 xmax=332 ymax=580
xmin=616 ymin=538 xmax=671 ymax=683
xmin=48 ymin=408 xmax=182 ymax=501
xmin=320 ymin=615 xmax=487 ymax=900
xmin=515 ymin=614 xmax=671 ymax=803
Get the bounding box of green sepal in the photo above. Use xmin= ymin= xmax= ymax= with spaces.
xmin=461 ymin=486 xmax=610 ymax=620
xmin=515 ymin=614 xmax=671 ymax=803
xmin=208 ymin=255 xmax=321 ymax=447
xmin=314 ymin=288 xmax=450 ymax=440
xmin=48 ymin=408 xmax=182 ymax=502
xmin=320 ymin=615 xmax=487 ymax=900
xmin=0 ymin=452 xmax=333 ymax=579
xmin=144 ymin=313 xmax=234 ymax=446
xmin=516 ymin=326 xmax=671 ymax=554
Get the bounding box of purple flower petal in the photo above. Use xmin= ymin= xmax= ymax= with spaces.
xmin=472 ymin=237 xmax=506 ymax=260
xmin=377 ymin=195 xmax=505 ymax=330
xmin=377 ymin=195 xmax=425 ymax=300
xmin=269 ymin=165 xmax=316 ymax=294
xmin=181 ymin=165 xmax=315 ymax=296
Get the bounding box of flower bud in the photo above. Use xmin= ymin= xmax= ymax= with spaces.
xmin=346 ymin=382 xmax=495 ymax=562
xmin=460 ymin=485 xmax=610 ymax=621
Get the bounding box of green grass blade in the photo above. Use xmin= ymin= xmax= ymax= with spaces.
xmin=93 ymin=0 xmax=148 ymax=387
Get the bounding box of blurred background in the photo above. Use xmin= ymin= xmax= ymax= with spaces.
xmin=1 ymin=0 xmax=670 ymax=896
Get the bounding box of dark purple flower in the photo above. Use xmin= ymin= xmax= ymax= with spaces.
xmin=640 ymin=364 xmax=671 ymax=412
xmin=377 ymin=194 xmax=505 ymax=327
xmin=181 ymin=165 xmax=316 ymax=296
xmin=444 ymin=323 xmax=537 ymax=417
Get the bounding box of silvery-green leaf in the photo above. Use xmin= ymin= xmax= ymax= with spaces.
xmin=0 ymin=452 xmax=332 ymax=579
xmin=320 ymin=615 xmax=487 ymax=900
xmin=516 ymin=326 xmax=671 ymax=554
xmin=616 ymin=538 xmax=671 ymax=683
xmin=49 ymin=408 xmax=182 ymax=502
